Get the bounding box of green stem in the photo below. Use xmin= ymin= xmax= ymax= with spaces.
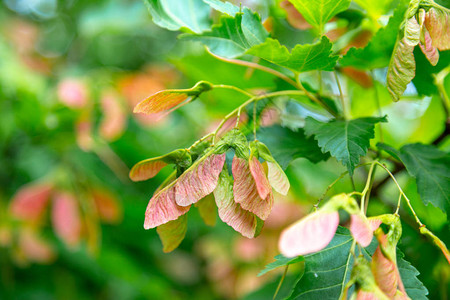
xmin=315 ymin=162 xmax=372 ymax=209
xmin=211 ymin=90 xmax=306 ymax=144
xmin=334 ymin=71 xmax=348 ymax=119
xmin=360 ymin=161 xmax=377 ymax=214
xmin=273 ymin=265 xmax=289 ymax=300
xmin=374 ymin=162 xmax=423 ymax=226
xmin=253 ymin=100 xmax=257 ymax=140
xmin=212 ymin=84 xmax=255 ymax=98
xmin=207 ymin=49 xmax=299 ymax=89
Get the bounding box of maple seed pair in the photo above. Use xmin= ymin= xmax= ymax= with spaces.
xmin=279 ymin=194 xmax=373 ymax=257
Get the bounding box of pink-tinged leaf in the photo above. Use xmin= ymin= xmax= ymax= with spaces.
xmin=194 ymin=194 xmax=217 ymax=226
xmin=156 ymin=214 xmax=188 ymax=253
xmin=52 ymin=192 xmax=82 ymax=247
xmin=19 ymin=229 xmax=55 ymax=263
xmin=387 ymin=16 xmax=420 ymax=101
xmin=57 ymin=78 xmax=88 ymax=108
xmin=368 ymin=218 xmax=382 ymax=231
xmin=175 ymin=153 xmax=226 ymax=207
xmin=144 ymin=185 xmax=190 ymax=229
xmin=91 ymin=189 xmax=122 ymax=224
xmin=214 ymin=170 xmax=260 ymax=238
xmin=99 ymin=91 xmax=126 ymax=141
xmin=232 ymin=157 xmax=273 ymax=220
xmin=425 ymin=7 xmax=450 ymax=51
xmin=371 ymin=246 xmax=398 ymax=298
xmin=133 ymin=81 xmax=212 ymax=115
xmin=279 ymin=211 xmax=339 ymax=257
xmin=349 ymin=214 xmax=373 ymax=247
xmin=267 ymin=162 xmax=290 ymax=195
xmin=129 ymin=160 xmax=168 ymax=182
xmin=10 ymin=183 xmax=53 ymax=222
xmin=419 ymin=28 xmax=439 ymax=66
xmin=249 ymin=156 xmax=271 ymax=200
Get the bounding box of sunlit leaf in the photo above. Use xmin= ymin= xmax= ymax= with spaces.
xmin=180 ymin=8 xmax=268 ymax=58
xmin=232 ymin=157 xmax=273 ymax=220
xmin=214 ymin=170 xmax=262 ymax=238
xmin=194 ymin=194 xmax=217 ymax=226
xmin=51 ymin=192 xmax=82 ymax=247
xmin=175 ymin=153 xmax=226 ymax=206
xmin=156 ymin=214 xmax=188 ymax=253
xmin=145 ymin=0 xmax=211 ymax=33
xmin=287 ymin=0 xmax=351 ymax=32
xmin=133 ymin=81 xmax=212 ymax=115
xmin=386 ymin=17 xmax=421 ymax=101
xmin=247 ymin=36 xmax=338 ymax=72
xmin=279 ymin=211 xmax=339 ymax=257
xmin=304 ymin=116 xmax=387 ymax=175
xmin=258 ymin=254 xmax=304 ymax=276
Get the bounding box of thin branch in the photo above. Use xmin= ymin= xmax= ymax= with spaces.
xmin=207 ymin=49 xmax=299 ymax=88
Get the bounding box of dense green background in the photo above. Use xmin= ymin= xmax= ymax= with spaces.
xmin=0 ymin=0 xmax=449 ymax=299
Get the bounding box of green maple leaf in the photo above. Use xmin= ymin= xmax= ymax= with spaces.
xmin=247 ymin=36 xmax=338 ymax=73
xmin=304 ymin=117 xmax=387 ymax=175
xmin=180 ymin=7 xmax=268 ymax=58
xmin=287 ymin=0 xmax=351 ymax=33
xmin=145 ymin=0 xmax=211 ymax=33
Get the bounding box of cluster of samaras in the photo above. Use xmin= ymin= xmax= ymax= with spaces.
xmin=130 ymin=129 xmax=289 ymax=250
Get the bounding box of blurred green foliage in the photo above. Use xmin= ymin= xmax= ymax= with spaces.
xmin=0 ymin=0 xmax=449 ymax=299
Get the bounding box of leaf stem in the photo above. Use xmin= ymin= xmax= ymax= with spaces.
xmin=188 ymin=132 xmax=214 ymax=151
xmin=211 ymin=90 xmax=306 ymax=144
xmin=334 ymin=71 xmax=347 ymax=119
xmin=273 ymin=265 xmax=289 ymax=300
xmin=253 ymin=101 xmax=257 ymax=140
xmin=212 ymin=84 xmax=255 ymax=98
xmin=314 ymin=162 xmax=372 ymax=209
xmin=374 ymin=162 xmax=422 ymax=226
xmin=207 ymin=49 xmax=299 ymax=88
xmin=360 ymin=161 xmax=377 ymax=214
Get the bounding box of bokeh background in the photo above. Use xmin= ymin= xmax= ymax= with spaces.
xmin=0 ymin=0 xmax=449 ymax=299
